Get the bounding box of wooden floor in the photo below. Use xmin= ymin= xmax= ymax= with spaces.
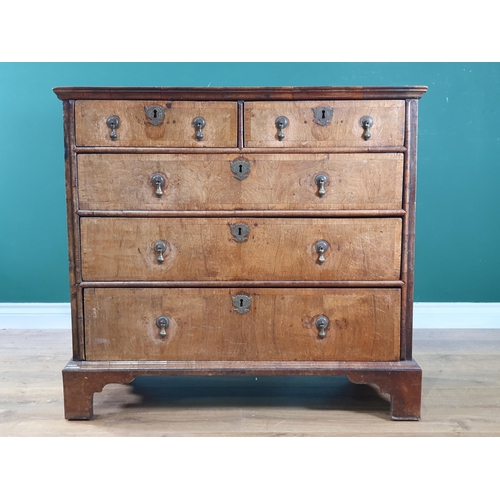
xmin=1 ymin=328 xmax=499 ymax=436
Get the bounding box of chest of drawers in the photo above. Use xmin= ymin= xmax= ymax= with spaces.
xmin=54 ymin=86 xmax=427 ymax=421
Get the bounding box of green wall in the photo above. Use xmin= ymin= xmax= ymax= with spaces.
xmin=1 ymin=62 xmax=499 ymax=303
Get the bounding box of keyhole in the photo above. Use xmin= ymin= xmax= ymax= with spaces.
xmin=238 ymin=227 xmax=242 ymax=235
xmin=153 ymin=109 xmax=158 ymax=118
xmin=239 ymin=164 xmax=243 ymax=173
xmin=322 ymin=109 xmax=326 ymax=119
xmin=240 ymin=299 xmax=244 ymax=307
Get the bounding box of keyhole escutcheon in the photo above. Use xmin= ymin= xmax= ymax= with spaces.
xmin=229 ymin=223 xmax=250 ymax=242
xmin=312 ymin=106 xmax=333 ymax=126
xmin=230 ymin=159 xmax=251 ymax=181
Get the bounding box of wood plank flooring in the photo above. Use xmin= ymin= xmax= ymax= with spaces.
xmin=1 ymin=328 xmax=499 ymax=436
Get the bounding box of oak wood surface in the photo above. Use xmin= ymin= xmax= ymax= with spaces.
xmin=77 ymin=153 xmax=404 ymax=211
xmin=63 ymin=101 xmax=86 ymax=360
xmin=401 ymin=99 xmax=419 ymax=360
xmin=74 ymin=146 xmax=407 ymax=154
xmin=0 ymin=328 xmax=497 ymax=436
xmin=80 ymin=217 xmax=402 ymax=282
xmin=61 ymin=359 xmax=420 ymax=420
xmin=83 ymin=288 xmax=401 ymax=362
xmin=79 ymin=280 xmax=405 ymax=288
xmin=244 ymin=101 xmax=405 ymax=148
xmin=77 ymin=210 xmax=407 ymax=218
xmin=75 ymin=101 xmax=238 ymax=147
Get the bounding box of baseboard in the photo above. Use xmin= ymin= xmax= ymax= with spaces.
xmin=0 ymin=303 xmax=71 ymax=329
xmin=412 ymin=303 xmax=500 ymax=329
xmin=1 ymin=302 xmax=499 ymax=330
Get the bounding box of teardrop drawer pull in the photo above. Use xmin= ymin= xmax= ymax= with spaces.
xmin=151 ymin=173 xmax=165 ymax=197
xmin=315 ymin=173 xmax=328 ymax=197
xmin=193 ymin=116 xmax=206 ymax=141
xmin=275 ymin=116 xmax=289 ymax=141
xmin=315 ymin=240 xmax=329 ymax=264
xmin=106 ymin=115 xmax=120 ymax=141
xmin=316 ymin=316 xmax=329 ymax=339
xmin=156 ymin=316 xmax=170 ymax=338
xmin=154 ymin=240 xmax=167 ymax=263
xmin=360 ymin=115 xmax=373 ymax=141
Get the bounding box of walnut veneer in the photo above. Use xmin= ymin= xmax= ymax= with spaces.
xmin=54 ymin=86 xmax=427 ymax=420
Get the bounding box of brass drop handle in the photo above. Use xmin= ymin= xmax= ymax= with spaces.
xmin=154 ymin=240 xmax=167 ymax=263
xmin=156 ymin=316 xmax=170 ymax=338
xmin=360 ymin=115 xmax=373 ymax=141
xmin=193 ymin=116 xmax=206 ymax=141
xmin=151 ymin=174 xmax=165 ymax=197
xmin=316 ymin=316 xmax=329 ymax=339
xmin=315 ymin=173 xmax=328 ymax=197
xmin=315 ymin=240 xmax=329 ymax=264
xmin=275 ymin=116 xmax=289 ymax=141
xmin=106 ymin=115 xmax=120 ymax=141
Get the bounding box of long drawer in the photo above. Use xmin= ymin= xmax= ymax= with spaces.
xmin=80 ymin=217 xmax=402 ymax=282
xmin=77 ymin=153 xmax=404 ymax=211
xmin=84 ymin=288 xmax=401 ymax=361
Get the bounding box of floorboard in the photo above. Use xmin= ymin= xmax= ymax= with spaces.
xmin=1 ymin=328 xmax=499 ymax=436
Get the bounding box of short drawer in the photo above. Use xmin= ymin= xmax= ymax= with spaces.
xmin=77 ymin=153 xmax=404 ymax=211
xmin=80 ymin=217 xmax=402 ymax=282
xmin=75 ymin=100 xmax=238 ymax=147
xmin=84 ymin=287 xmax=401 ymax=361
xmin=244 ymin=100 xmax=405 ymax=148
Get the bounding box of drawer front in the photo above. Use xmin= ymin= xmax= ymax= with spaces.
xmin=84 ymin=288 xmax=401 ymax=361
xmin=80 ymin=217 xmax=402 ymax=282
xmin=77 ymin=153 xmax=404 ymax=211
xmin=75 ymin=101 xmax=238 ymax=147
xmin=244 ymin=101 xmax=405 ymax=148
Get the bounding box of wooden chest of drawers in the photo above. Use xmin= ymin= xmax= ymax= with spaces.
xmin=54 ymin=86 xmax=427 ymax=421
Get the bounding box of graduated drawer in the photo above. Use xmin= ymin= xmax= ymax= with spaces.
xmin=244 ymin=100 xmax=405 ymax=148
xmin=80 ymin=217 xmax=402 ymax=282
xmin=84 ymin=287 xmax=401 ymax=361
xmin=75 ymin=100 xmax=237 ymax=147
xmin=77 ymin=153 xmax=404 ymax=211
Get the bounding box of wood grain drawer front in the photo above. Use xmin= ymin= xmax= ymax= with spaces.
xmin=84 ymin=287 xmax=401 ymax=362
xmin=80 ymin=217 xmax=402 ymax=282
xmin=244 ymin=101 xmax=405 ymax=148
xmin=77 ymin=153 xmax=404 ymax=211
xmin=75 ymin=101 xmax=237 ymax=147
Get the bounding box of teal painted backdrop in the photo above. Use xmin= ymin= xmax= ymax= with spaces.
xmin=1 ymin=62 xmax=499 ymax=303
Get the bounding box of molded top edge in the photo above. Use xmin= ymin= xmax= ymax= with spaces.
xmin=53 ymin=86 xmax=428 ymax=101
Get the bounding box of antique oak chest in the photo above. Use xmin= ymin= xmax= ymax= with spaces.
xmin=54 ymin=86 xmax=427 ymax=420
